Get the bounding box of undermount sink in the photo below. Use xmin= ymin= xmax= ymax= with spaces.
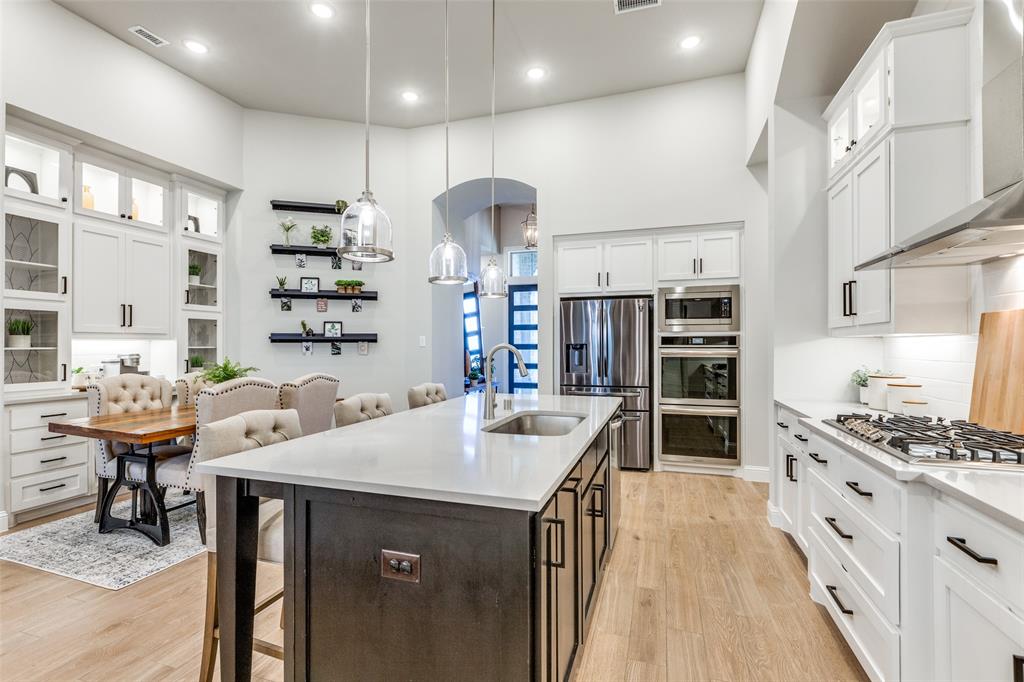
xmin=483 ymin=411 xmax=586 ymax=437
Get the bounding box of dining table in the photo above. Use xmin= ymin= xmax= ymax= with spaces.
xmin=48 ymin=405 xmax=197 ymax=546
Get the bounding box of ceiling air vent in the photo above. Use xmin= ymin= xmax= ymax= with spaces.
xmin=128 ymin=25 xmax=169 ymax=48
xmin=614 ymin=0 xmax=661 ymax=14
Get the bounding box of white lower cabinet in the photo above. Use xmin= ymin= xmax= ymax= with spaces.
xmin=933 ymin=556 xmax=1024 ymax=682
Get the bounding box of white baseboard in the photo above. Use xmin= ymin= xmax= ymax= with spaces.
xmin=741 ymin=465 xmax=770 ymax=483
xmin=766 ymin=502 xmax=785 ymax=529
xmin=0 ymin=511 xmax=8 ymax=533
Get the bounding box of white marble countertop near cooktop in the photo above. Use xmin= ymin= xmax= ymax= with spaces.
xmin=196 ymin=393 xmax=622 ymax=512
xmin=774 ymin=397 xmax=880 ymax=420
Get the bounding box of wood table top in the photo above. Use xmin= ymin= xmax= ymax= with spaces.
xmin=48 ymin=405 xmax=197 ymax=445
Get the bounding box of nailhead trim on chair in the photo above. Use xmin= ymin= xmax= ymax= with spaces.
xmin=277 ymin=373 xmax=340 ymax=409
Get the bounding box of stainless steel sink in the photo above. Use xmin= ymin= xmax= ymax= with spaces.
xmin=483 ymin=411 xmax=586 ymax=437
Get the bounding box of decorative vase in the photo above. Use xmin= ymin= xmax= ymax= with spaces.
xmin=283 ymin=232 xmax=291 ymax=246
xmin=353 ymin=286 xmax=362 ymax=294
xmin=131 ymin=197 xmax=140 ymax=221
xmin=859 ymin=386 xmax=869 ymax=404
xmin=82 ymin=185 xmax=95 ymax=210
xmin=7 ymin=334 xmax=31 ymax=349
xmin=189 ymin=275 xmax=201 ymax=285
xmin=71 ymin=373 xmax=88 ymax=388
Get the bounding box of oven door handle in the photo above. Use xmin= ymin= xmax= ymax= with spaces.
xmin=660 ymin=405 xmax=739 ymax=418
xmin=659 ymin=348 xmax=739 ymax=358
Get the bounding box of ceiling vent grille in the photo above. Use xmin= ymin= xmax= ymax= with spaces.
xmin=614 ymin=0 xmax=661 ymax=14
xmin=128 ymin=25 xmax=169 ymax=48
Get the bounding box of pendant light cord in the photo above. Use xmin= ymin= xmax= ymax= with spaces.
xmin=364 ymin=0 xmax=371 ymax=193
xmin=444 ymin=0 xmax=450 ymax=238
xmin=490 ymin=0 xmax=496 ymax=247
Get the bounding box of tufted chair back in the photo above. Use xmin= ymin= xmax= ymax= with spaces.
xmin=195 ymin=409 xmax=301 ymax=550
xmin=334 ymin=392 xmax=394 ymax=427
xmin=87 ymin=375 xmax=174 ymax=479
xmin=174 ymin=371 xmax=215 ymax=407
xmin=279 ymin=373 xmax=340 ymax=436
xmin=407 ymin=382 xmax=448 ymax=409
xmin=195 ymin=377 xmax=279 ymax=430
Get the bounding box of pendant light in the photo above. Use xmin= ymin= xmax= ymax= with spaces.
xmin=428 ymin=0 xmax=469 ymax=284
xmin=337 ymin=0 xmax=394 ymax=263
xmin=478 ymin=0 xmax=507 ymax=299
xmin=521 ymin=203 xmax=538 ymax=249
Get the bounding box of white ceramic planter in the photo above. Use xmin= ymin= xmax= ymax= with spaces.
xmin=189 ymin=275 xmax=201 ymax=285
xmin=7 ymin=334 xmax=31 ymax=349
xmin=866 ymin=374 xmax=905 ymax=410
xmin=71 ymin=372 xmax=88 ymax=388
xmin=859 ymin=386 xmax=869 ymax=404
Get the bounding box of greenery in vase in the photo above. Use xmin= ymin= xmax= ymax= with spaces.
xmin=850 ymin=366 xmax=878 ymax=388
xmin=300 ymin=320 xmax=313 ymax=336
xmin=189 ymin=355 xmax=207 ymax=369
xmin=276 ymin=275 xmax=288 ymax=289
xmin=201 ymin=357 xmax=259 ymax=384
xmin=6 ymin=319 xmax=34 ymax=336
xmin=310 ymin=225 xmax=333 ymax=246
xmin=72 ymin=367 xmax=85 ymax=375
xmin=279 ymin=217 xmax=298 ymax=244
xmin=188 ymin=262 xmax=202 ymax=277
xmin=468 ymin=370 xmax=480 ymax=381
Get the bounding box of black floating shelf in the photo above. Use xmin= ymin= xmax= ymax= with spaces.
xmin=269 ymin=289 xmax=378 ymax=301
xmin=270 ymin=243 xmax=340 ymax=257
xmin=269 ymin=333 xmax=378 ymax=344
xmin=271 ymin=200 xmax=342 ymax=215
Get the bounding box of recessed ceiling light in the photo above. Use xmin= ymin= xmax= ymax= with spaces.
xmin=680 ymin=35 xmax=702 ymax=50
xmin=999 ymin=252 xmax=1018 ymax=258
xmin=401 ymin=91 xmax=420 ymax=103
xmin=526 ymin=66 xmax=546 ymax=81
xmin=310 ymin=3 xmax=334 ymax=19
xmin=183 ymin=39 xmax=208 ymax=54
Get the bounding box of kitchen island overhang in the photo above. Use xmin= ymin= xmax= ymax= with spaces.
xmin=197 ymin=393 xmax=622 ymax=681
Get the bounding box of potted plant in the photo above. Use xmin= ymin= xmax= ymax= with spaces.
xmin=189 ymin=354 xmax=207 ymax=371
xmin=851 ymin=366 xmax=874 ymax=404
xmin=188 ymin=262 xmax=202 ymax=285
xmin=6 ymin=318 xmax=34 ymax=349
xmin=300 ymin=320 xmax=315 ymax=337
xmin=70 ymin=366 xmax=88 ymax=388
xmin=201 ymin=357 xmax=259 ymax=384
xmin=468 ymin=370 xmax=480 ymax=384
xmin=276 ymin=275 xmax=288 ymax=290
xmin=310 ymin=224 xmax=333 ymax=248
xmin=334 ymin=279 xmax=365 ymax=294
xmin=335 ymin=199 xmax=349 ymax=214
xmin=279 ymin=217 xmax=298 ymax=246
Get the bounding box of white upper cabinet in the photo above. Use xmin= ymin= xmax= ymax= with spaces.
xmin=555 ymin=242 xmax=604 ymax=294
xmin=177 ymin=180 xmax=226 ymax=243
xmin=4 ymin=201 xmax=71 ymax=303
xmin=853 ymin=54 xmax=888 ymax=151
xmin=656 ymin=229 xmax=740 ymax=282
xmin=555 ymin=238 xmax=652 ymax=295
xmin=827 ymin=176 xmax=855 ymax=329
xmin=75 ymin=150 xmax=169 ymax=231
xmin=124 ymin=234 xmax=170 ymax=335
xmin=4 ymin=129 xmax=72 ymax=209
xmin=828 ymin=97 xmax=854 ymax=174
xmin=696 ymin=232 xmax=740 ymax=280
xmin=851 ymin=143 xmax=891 ymax=326
xmin=603 ymin=239 xmax=653 ymax=293
xmin=182 ymin=243 xmax=222 ymax=312
xmin=656 ymin=234 xmax=698 ymax=281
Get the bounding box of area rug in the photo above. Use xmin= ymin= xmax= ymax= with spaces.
xmin=0 ymin=493 xmax=206 ymax=590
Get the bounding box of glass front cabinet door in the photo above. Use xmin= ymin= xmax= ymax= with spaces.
xmin=4 ymin=300 xmax=69 ymax=391
xmin=182 ymin=245 xmax=221 ymax=312
xmin=3 ymin=129 xmax=72 ymax=209
xmin=181 ymin=314 xmax=221 ymax=374
xmin=5 ymin=201 xmax=71 ymax=302
xmin=177 ymin=181 xmax=225 ymax=243
xmin=75 ymin=151 xmax=168 ymax=230
xmin=853 ymin=54 xmax=888 ymax=151
xmin=828 ymin=97 xmax=853 ymax=174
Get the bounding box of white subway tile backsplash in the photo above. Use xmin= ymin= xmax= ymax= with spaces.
xmin=882 ymin=334 xmax=977 ymax=420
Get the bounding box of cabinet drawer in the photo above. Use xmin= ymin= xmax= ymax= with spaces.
xmin=839 ymin=451 xmax=903 ymax=535
xmin=807 ymin=433 xmax=845 ymax=491
xmin=11 ymin=426 xmax=85 ymax=454
xmin=809 ymin=529 xmax=900 ymax=682
xmin=10 ymin=463 xmax=90 ymax=512
xmin=809 ymin=468 xmax=900 ymax=625
xmin=775 ymin=407 xmax=801 ymax=443
xmin=934 ymin=496 xmax=1024 ymax=613
xmin=9 ymin=399 xmax=87 ymax=430
xmin=11 ymin=441 xmax=90 ymax=478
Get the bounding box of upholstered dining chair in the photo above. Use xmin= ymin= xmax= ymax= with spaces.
xmin=408 ymin=382 xmax=448 ymax=409
xmin=87 ymin=375 xmax=190 ymax=523
xmin=334 ymin=392 xmax=394 ymax=427
xmin=174 ymin=371 xmax=214 ymax=406
xmin=279 ymin=373 xmax=340 ymax=435
xmin=196 ymin=408 xmax=302 ymax=682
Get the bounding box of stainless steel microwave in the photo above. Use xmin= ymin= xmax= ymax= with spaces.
xmin=658 ymin=285 xmax=739 ymax=333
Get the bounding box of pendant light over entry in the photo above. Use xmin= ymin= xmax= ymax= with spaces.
xmin=521 ymin=204 xmax=538 ymax=249
xmin=428 ymin=0 xmax=469 ymax=284
xmin=337 ymin=0 xmax=394 ymax=263
xmin=478 ymin=0 xmax=506 ymax=299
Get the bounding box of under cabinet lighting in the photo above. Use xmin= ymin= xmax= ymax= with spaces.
xmin=310 ymin=3 xmax=335 ymax=19
xmin=184 ymin=40 xmax=208 ymax=54
xmin=679 ymin=35 xmax=702 ymax=50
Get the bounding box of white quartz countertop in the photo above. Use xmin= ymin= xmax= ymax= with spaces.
xmin=196 ymin=393 xmax=622 ymax=512
xmin=3 ymin=390 xmax=88 ymax=405
xmin=776 ymin=397 xmax=1024 ymax=534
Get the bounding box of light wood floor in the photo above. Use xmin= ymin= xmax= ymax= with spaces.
xmin=0 ymin=473 xmax=867 ymax=681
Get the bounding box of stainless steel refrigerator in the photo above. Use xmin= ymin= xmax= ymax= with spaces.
xmin=560 ymin=297 xmax=652 ymax=470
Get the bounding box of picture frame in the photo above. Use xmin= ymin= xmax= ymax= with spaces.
xmin=280 ymin=297 xmax=292 ymax=311
xmin=299 ymin=276 xmax=320 ymax=293
xmin=295 ymin=253 xmax=307 ymax=268
xmin=323 ymin=321 xmax=343 ymax=338
xmin=331 ymin=342 xmax=343 ymax=356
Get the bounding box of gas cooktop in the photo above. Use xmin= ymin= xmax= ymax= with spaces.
xmin=823 ymin=413 xmax=1024 ymax=470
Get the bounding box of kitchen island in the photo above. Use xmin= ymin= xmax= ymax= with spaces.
xmin=196 ymin=393 xmax=622 ymax=681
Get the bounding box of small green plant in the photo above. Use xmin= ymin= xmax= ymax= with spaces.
xmin=334 ymin=279 xmax=365 ymax=290
xmin=310 ymin=224 xmax=333 ymax=247
xmin=276 ymin=275 xmax=288 ymax=289
xmin=201 ymin=357 xmax=259 ymax=384
xmin=7 ymin=318 xmax=34 ymax=336
xmin=72 ymin=366 xmax=85 ymax=375
xmin=850 ymin=366 xmax=879 ymax=388
xmin=189 ymin=354 xmax=207 ymax=369
xmin=335 ymin=199 xmax=349 ymax=214
xmin=279 ymin=217 xmax=298 ymax=245
xmin=188 ymin=262 xmax=202 ymax=277
xmin=468 ymin=370 xmax=480 ymax=381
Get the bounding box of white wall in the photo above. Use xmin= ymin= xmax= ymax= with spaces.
xmin=2 ymin=0 xmax=244 ymax=188
xmin=745 ymin=0 xmax=799 ymax=162
xmin=230 ymin=110 xmax=410 ymax=405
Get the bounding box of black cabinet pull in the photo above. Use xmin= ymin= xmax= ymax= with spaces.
xmin=127 ymin=215 xmax=133 ymax=220
xmin=946 ymin=536 xmax=998 ymax=566
xmin=545 ymin=518 xmax=566 ymax=568
xmin=842 ymin=282 xmax=850 ymax=316
xmin=120 ymin=304 xmax=126 ymax=327
xmin=825 ymin=585 xmax=853 ymax=615
xmin=699 ymin=258 xmax=703 ymax=274
xmin=845 ymin=481 xmax=873 ymax=498
xmin=41 ymin=435 xmax=66 ymax=441
xmin=40 ymin=412 xmax=67 ymax=418
xmin=39 ymin=483 xmax=67 ymax=492
xmin=825 ymin=516 xmax=853 ymax=540
xmin=185 ymin=289 xmax=190 ymax=305
xmin=185 ymin=359 xmax=190 ymax=373
xmin=120 ymin=213 xmax=127 ymax=219
xmin=128 ymin=304 xmax=133 ymax=327
xmin=850 ymin=139 xmax=857 ymax=147
xmin=592 ymin=483 xmax=606 ymax=518
xmin=40 ymin=456 xmax=68 ymax=464
xmin=1013 ymin=655 xmax=1023 ymax=682
xmin=692 ymin=258 xmax=697 ymax=274
xmin=794 ymin=434 xmax=808 ymax=443
xmin=776 ymin=421 xmax=789 ymax=429
xmin=848 ymin=280 xmax=857 ymax=316
xmin=61 ymin=197 xmax=68 ymax=203
xmin=785 ymin=454 xmax=796 ymax=482
xmin=61 ymin=276 xmax=68 ymax=294
xmin=61 ymin=364 xmax=67 ymax=382
xmin=606 ymin=271 xmax=610 ymax=287
xmin=809 ymin=452 xmax=828 ymax=465
xmin=597 ymin=272 xmax=601 ymax=287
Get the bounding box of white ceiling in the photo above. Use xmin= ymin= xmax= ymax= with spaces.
xmin=55 ymin=0 xmax=764 ymax=128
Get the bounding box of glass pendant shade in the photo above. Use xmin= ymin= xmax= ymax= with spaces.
xmin=521 ymin=208 xmax=538 ymax=249
xmin=428 ymin=233 xmax=469 ymax=284
xmin=479 ymin=256 xmax=507 ymax=298
xmin=337 ymin=190 xmax=394 ymax=262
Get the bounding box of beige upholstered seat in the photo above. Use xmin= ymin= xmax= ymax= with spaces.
xmin=408 ymin=382 xmax=448 ymax=409
xmin=279 ymin=373 xmax=340 ymax=435
xmin=197 ymin=409 xmax=302 ymax=682
xmin=334 ymin=392 xmax=394 ymax=427
xmin=174 ymin=371 xmax=215 ymax=407
xmin=195 ymin=377 xmax=280 ymax=427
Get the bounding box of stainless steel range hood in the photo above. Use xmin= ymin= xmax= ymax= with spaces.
xmin=857 ymin=0 xmax=1024 ymax=271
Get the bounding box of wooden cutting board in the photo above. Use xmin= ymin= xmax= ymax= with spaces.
xmin=969 ymin=309 xmax=1024 ymax=434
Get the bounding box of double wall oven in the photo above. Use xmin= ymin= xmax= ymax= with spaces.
xmin=656 ymin=285 xmax=741 ymax=466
